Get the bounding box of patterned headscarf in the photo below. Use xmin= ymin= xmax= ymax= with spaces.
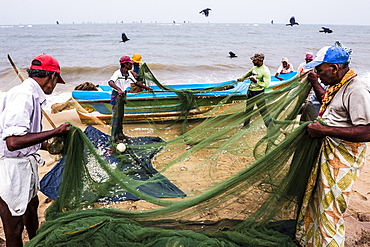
xmin=250 ymin=53 xmax=265 ymax=61
xmin=318 ymin=68 xmax=357 ymax=118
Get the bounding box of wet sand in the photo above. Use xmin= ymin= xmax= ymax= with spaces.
xmin=0 ymin=109 xmax=369 ymax=246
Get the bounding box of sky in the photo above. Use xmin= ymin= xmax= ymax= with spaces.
xmin=0 ymin=0 xmax=369 ymax=26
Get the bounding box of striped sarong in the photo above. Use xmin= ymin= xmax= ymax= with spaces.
xmin=296 ymin=136 xmax=366 ymax=247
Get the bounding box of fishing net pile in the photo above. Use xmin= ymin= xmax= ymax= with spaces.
xmin=26 ymin=70 xmax=324 ymax=246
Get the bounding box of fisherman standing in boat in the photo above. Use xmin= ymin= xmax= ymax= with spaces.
xmin=275 ymin=57 xmax=295 ymax=81
xmin=129 ymin=53 xmax=145 ymax=93
xmin=108 ymin=55 xmax=152 ymax=140
xmin=131 ymin=53 xmax=142 ymax=75
xmin=0 ymin=54 xmax=70 ymax=246
xmin=237 ymin=53 xmax=271 ymax=127
xmin=297 ymin=52 xmax=314 ymax=75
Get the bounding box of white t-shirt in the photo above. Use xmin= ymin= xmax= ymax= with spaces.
xmin=276 ymin=63 xmax=294 ymax=74
xmin=109 ymin=69 xmax=137 ymax=92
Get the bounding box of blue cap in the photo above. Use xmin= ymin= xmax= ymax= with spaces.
xmin=303 ymin=46 xmax=350 ymax=69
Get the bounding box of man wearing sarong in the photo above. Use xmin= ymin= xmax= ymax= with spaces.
xmin=295 ymin=46 xmax=370 ymax=246
xmin=0 ymin=54 xmax=70 ymax=246
xmin=108 ymin=55 xmax=152 ymax=141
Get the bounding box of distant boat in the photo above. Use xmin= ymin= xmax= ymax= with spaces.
xmin=56 ymin=21 xmax=59 ymax=25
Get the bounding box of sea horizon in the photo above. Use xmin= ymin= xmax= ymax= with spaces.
xmin=1 ymin=23 xmax=369 ymax=109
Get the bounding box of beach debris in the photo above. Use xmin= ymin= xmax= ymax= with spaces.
xmin=74 ymin=81 xmax=100 ymax=91
xmin=51 ymin=99 xmax=74 ymax=114
xmin=286 ymin=16 xmax=299 ymax=26
xmin=199 ymin=8 xmax=212 ymax=17
xmin=116 ymin=143 xmax=127 ymax=153
xmin=319 ymin=27 xmax=333 ymax=33
xmin=46 ymin=136 xmax=65 ymax=155
xmin=229 ymin=51 xmax=237 ymax=58
xmin=120 ymin=32 xmax=130 ymax=43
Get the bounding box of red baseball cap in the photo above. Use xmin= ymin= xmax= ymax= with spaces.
xmin=30 ymin=54 xmax=65 ymax=84
xmin=119 ymin=56 xmax=134 ymax=64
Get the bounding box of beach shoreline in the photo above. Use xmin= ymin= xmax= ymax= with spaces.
xmin=0 ymin=109 xmax=369 ymax=246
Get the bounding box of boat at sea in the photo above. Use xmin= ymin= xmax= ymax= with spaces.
xmin=72 ymin=67 xmax=298 ymax=124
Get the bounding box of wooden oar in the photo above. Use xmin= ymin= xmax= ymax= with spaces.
xmin=7 ymin=54 xmax=57 ymax=129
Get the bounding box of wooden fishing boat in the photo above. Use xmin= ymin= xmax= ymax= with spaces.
xmin=72 ymin=72 xmax=298 ymax=124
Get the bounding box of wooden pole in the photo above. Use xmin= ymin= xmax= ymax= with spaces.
xmin=7 ymin=54 xmax=57 ymax=129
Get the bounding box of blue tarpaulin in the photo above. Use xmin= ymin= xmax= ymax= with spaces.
xmin=40 ymin=125 xmax=186 ymax=202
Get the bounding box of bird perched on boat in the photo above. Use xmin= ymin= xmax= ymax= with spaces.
xmin=286 ymin=16 xmax=299 ymax=26
xmin=199 ymin=8 xmax=212 ymax=17
xmin=319 ymin=27 xmax=333 ymax=33
xmin=120 ymin=32 xmax=130 ymax=43
xmin=229 ymin=51 xmax=237 ymax=58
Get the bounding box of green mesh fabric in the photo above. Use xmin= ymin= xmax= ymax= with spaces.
xmin=138 ymin=63 xmax=241 ymax=133
xmin=25 ymin=71 xmax=323 ymax=246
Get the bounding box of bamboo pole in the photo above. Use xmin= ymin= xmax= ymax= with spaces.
xmin=7 ymin=54 xmax=57 ymax=129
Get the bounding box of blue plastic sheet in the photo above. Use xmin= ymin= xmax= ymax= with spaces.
xmin=40 ymin=126 xmax=186 ymax=202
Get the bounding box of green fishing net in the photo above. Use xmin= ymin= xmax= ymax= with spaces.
xmin=26 ymin=70 xmax=323 ymax=246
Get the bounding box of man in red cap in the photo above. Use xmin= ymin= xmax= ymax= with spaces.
xmin=0 ymin=54 xmax=70 ymax=246
xmin=108 ymin=55 xmax=152 ymax=140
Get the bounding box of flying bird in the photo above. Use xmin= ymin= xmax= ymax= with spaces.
xmin=319 ymin=27 xmax=333 ymax=33
xmin=199 ymin=8 xmax=212 ymax=17
xmin=229 ymin=51 xmax=237 ymax=58
xmin=120 ymin=32 xmax=130 ymax=43
xmin=286 ymin=16 xmax=299 ymax=26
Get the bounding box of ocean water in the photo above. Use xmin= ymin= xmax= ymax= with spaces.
xmin=1 ymin=23 xmax=370 ymax=107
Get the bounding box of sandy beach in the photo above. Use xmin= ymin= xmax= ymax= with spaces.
xmin=0 ymin=108 xmax=369 ymax=246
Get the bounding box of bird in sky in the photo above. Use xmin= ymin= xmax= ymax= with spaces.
xmin=286 ymin=16 xmax=299 ymax=26
xmin=199 ymin=8 xmax=212 ymax=17
xmin=229 ymin=51 xmax=237 ymax=58
xmin=120 ymin=32 xmax=130 ymax=43
xmin=319 ymin=27 xmax=333 ymax=33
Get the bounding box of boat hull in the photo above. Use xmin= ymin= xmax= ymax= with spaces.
xmin=72 ymin=72 xmax=298 ymax=124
